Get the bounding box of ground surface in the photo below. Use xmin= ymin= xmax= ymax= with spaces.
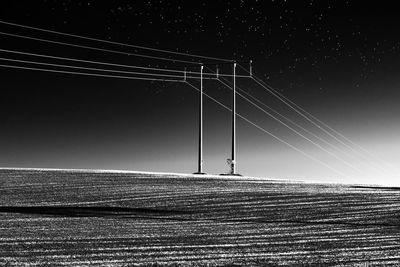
xmin=0 ymin=168 xmax=399 ymax=266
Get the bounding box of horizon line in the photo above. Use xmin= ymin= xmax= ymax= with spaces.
xmin=0 ymin=166 xmax=394 ymax=187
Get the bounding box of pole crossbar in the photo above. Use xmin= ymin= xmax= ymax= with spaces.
xmin=200 ymin=60 xmax=251 ymax=66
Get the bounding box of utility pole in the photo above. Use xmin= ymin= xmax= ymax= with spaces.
xmin=230 ymin=62 xmax=238 ymax=175
xmin=188 ymin=60 xmax=250 ymax=176
xmin=194 ymin=65 xmax=205 ymax=174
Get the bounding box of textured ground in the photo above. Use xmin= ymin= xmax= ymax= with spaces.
xmin=0 ymin=168 xmax=399 ymax=266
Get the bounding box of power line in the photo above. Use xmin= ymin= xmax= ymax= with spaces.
xmin=257 ymin=74 xmax=400 ymax=174
xmin=222 ymin=79 xmax=349 ymax=152
xmin=205 ymin=64 xmax=363 ymax=176
xmin=0 ymin=56 xmax=348 ymax=179
xmin=0 ymin=19 xmax=376 ymax=178
xmin=249 ymin=76 xmax=398 ymax=177
xmin=0 ymin=47 xmax=250 ymax=78
xmin=3 ymin=53 xmax=355 ymax=175
xmin=0 ymin=57 xmax=185 ymax=78
xmin=0 ymin=57 xmax=224 ymax=80
xmin=0 ymin=19 xmax=232 ymax=63
xmin=214 ymin=75 xmax=390 ymax=178
xmin=0 ymin=48 xmax=185 ymax=73
xmin=0 ymin=63 xmax=185 ymax=82
xmin=205 ymin=66 xmax=346 ymax=153
xmin=208 ymin=65 xmax=390 ymax=178
xmin=185 ymin=81 xmax=350 ymax=179
xmin=236 ymin=63 xmax=397 ymax=177
xmin=216 ymin=78 xmax=366 ymax=175
xmin=242 ymin=65 xmax=388 ymax=170
xmin=0 ymin=31 xmax=200 ymax=65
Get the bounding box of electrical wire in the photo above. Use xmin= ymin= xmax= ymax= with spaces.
xmin=0 ymin=19 xmax=232 ymax=63
xmin=0 ymin=57 xmax=183 ymax=78
xmin=0 ymin=48 xmax=250 ymax=78
xmin=0 ymin=63 xmax=185 ymax=82
xmin=250 ymin=75 xmax=398 ymax=177
xmin=256 ymin=72 xmax=400 ymax=174
xmin=0 ymin=48 xmax=186 ymax=73
xmin=206 ymin=65 xmax=374 ymax=176
xmin=215 ymin=77 xmax=390 ymax=178
xmin=236 ymin=64 xmax=397 ymax=176
xmin=0 ymin=57 xmax=223 ymax=80
xmin=0 ymin=58 xmax=349 ymax=178
xmin=1 ymin=19 xmax=382 ymax=177
xmin=185 ymin=81 xmax=350 ymax=179
xmin=216 ymin=78 xmax=366 ymax=175
xmin=239 ymin=65 xmax=397 ymax=175
xmin=205 ymin=65 xmax=369 ymax=173
xmin=0 ymin=31 xmax=200 ymax=65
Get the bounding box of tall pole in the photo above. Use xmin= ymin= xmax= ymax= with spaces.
xmin=196 ymin=65 xmax=204 ymax=174
xmin=231 ymin=62 xmax=237 ymax=174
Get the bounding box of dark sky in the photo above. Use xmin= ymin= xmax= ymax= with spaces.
xmin=1 ymin=1 xmax=400 ymax=185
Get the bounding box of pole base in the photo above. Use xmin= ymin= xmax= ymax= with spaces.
xmin=193 ymin=172 xmax=207 ymax=175
xmin=220 ymin=173 xmax=242 ymax=177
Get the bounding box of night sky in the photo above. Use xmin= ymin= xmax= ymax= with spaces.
xmin=1 ymin=1 xmax=400 ymax=185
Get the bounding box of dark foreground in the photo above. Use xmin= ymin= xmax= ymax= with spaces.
xmin=1 ymin=169 xmax=400 ymax=266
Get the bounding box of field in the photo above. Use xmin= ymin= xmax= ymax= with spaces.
xmin=1 ymin=168 xmax=400 ymax=266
